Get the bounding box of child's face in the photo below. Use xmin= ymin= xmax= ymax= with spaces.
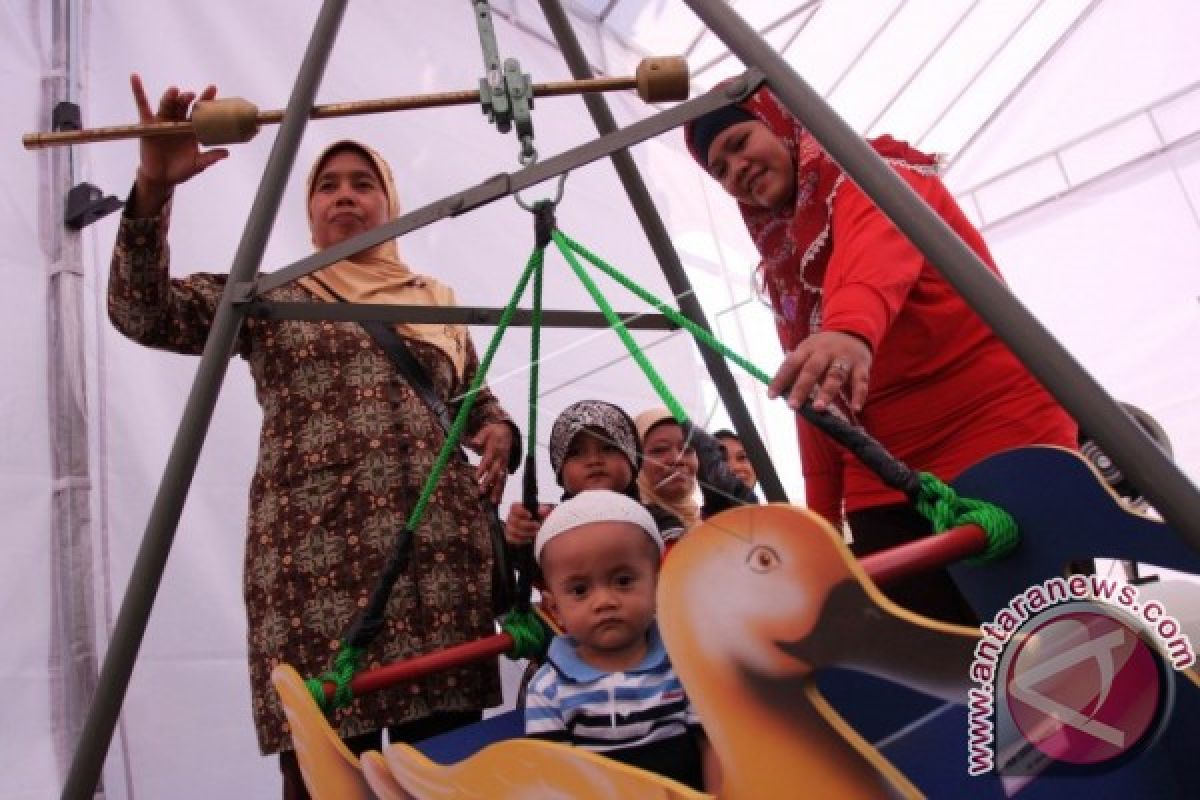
xmin=641 ymin=422 xmax=699 ymax=502
xmin=540 ymin=521 xmax=660 ymax=672
xmin=561 ymin=428 xmax=634 ymax=495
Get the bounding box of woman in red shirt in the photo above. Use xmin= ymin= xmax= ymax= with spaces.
xmin=686 ymin=88 xmax=1077 ymax=623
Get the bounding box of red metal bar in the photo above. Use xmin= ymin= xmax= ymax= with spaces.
xmin=321 ymin=525 xmax=988 ymax=700
xmin=324 ymin=632 xmax=515 ymax=701
xmin=860 ymin=523 xmax=988 ymax=587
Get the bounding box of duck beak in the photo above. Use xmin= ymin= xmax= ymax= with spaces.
xmin=781 ymin=579 xmax=979 ymax=703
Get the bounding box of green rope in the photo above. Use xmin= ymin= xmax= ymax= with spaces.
xmin=551 ymin=230 xmax=689 ymax=423
xmin=307 ymin=249 xmax=540 ymax=709
xmin=304 ymin=644 xmax=363 ymax=713
xmin=307 ymin=245 xmax=540 ymax=707
xmin=528 ymin=252 xmax=543 ymax=470
xmin=558 ymin=229 xmax=1021 ymax=565
xmin=915 ymin=472 xmax=1019 ymax=563
xmin=502 ymin=607 xmax=551 ymax=661
xmin=558 ymin=232 xmax=771 ymax=385
xmin=404 ymin=247 xmax=543 ymax=531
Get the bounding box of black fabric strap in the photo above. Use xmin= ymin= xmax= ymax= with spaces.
xmin=307 ymin=275 xmax=518 ymax=619
xmin=307 ymin=275 xmax=519 ymax=470
xmin=309 ymin=276 xmax=458 ymax=438
xmin=363 ymin=318 xmax=456 ymax=434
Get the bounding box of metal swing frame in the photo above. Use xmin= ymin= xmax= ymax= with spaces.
xmin=62 ymin=1 xmax=1200 ymax=797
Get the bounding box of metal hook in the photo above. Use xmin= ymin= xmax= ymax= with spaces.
xmin=514 ymin=170 xmax=568 ymax=213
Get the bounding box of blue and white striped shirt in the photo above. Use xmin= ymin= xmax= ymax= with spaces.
xmin=524 ymin=624 xmax=704 ymax=788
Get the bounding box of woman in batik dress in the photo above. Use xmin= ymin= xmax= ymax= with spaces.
xmin=108 ymin=75 xmax=518 ymax=798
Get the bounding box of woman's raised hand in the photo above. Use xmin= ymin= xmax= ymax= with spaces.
xmin=768 ymin=330 xmax=872 ymax=413
xmin=129 ymin=73 xmax=229 ymax=216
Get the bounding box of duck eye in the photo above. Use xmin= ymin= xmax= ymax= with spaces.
xmin=746 ymin=545 xmax=780 ymax=573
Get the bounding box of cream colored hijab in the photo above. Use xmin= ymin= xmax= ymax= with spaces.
xmin=298 ymin=140 xmax=467 ymax=378
xmin=635 ymin=407 xmax=701 ymax=531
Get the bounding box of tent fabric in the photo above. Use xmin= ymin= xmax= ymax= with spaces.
xmin=2 ymin=2 xmax=1198 ymax=798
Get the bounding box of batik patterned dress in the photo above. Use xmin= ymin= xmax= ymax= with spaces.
xmin=108 ymin=208 xmax=512 ymax=754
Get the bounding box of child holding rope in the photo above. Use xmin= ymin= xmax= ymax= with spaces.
xmin=504 ymin=399 xmax=642 ymax=547
xmin=504 ymin=400 xmax=755 ymax=548
xmin=523 ymin=490 xmax=719 ymax=792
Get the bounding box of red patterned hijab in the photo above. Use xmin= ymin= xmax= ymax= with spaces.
xmin=686 ymin=87 xmax=938 ymax=349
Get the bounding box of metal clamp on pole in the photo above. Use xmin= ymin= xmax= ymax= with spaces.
xmin=505 ymin=58 xmax=536 ymax=164
xmin=474 ymin=0 xmax=509 ymax=130
xmin=472 ymin=0 xmax=537 ymax=163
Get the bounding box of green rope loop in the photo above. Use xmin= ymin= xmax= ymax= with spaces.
xmin=915 ymin=472 xmax=1019 ymax=563
xmin=404 ymin=247 xmax=543 ymax=531
xmin=304 ymin=644 xmax=364 ymax=713
xmin=528 ymin=253 xmax=543 ymax=468
xmin=551 ymin=231 xmax=689 ymax=424
xmin=502 ymin=607 xmax=550 ymax=661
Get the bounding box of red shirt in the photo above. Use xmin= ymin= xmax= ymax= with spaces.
xmin=801 ymin=169 xmax=1077 ymax=521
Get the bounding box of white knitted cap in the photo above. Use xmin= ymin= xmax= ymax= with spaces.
xmin=534 ymin=489 xmax=663 ymax=564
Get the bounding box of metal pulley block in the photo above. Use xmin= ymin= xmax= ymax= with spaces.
xmin=502 ymin=58 xmax=536 ymax=163
xmin=474 ymin=0 xmax=510 ymax=131
xmin=479 ymin=67 xmax=511 ymax=131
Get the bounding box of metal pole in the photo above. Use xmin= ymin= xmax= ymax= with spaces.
xmin=536 ymin=0 xmax=788 ymax=503
xmin=244 ymin=301 xmax=676 ymax=329
xmin=255 ymin=77 xmax=754 ymax=294
xmin=682 ymin=0 xmax=1200 ymax=549
xmin=46 ymin=0 xmax=101 ymax=784
xmin=59 ymin=3 xmax=348 ymax=796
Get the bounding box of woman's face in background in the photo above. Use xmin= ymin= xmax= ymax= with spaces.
xmin=640 ymin=422 xmax=698 ymax=502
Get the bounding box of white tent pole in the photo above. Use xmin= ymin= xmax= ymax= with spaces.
xmin=42 ymin=0 xmax=100 ymax=788
xmin=863 ymin=0 xmax=981 ymax=137
xmin=59 ymin=3 xmax=349 ymax=797
xmin=944 ymin=0 xmax=1104 ymax=175
xmin=913 ymin=0 xmax=1048 ymax=149
xmin=691 ymin=0 xmax=824 ymax=81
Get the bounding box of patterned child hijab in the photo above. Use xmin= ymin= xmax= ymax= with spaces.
xmin=548 ymin=400 xmax=640 ymax=494
xmin=299 ymin=139 xmax=469 ymax=378
xmin=685 ymin=87 xmax=939 ymax=351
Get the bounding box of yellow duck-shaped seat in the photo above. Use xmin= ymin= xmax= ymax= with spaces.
xmin=277 ymin=504 xmax=984 ymax=799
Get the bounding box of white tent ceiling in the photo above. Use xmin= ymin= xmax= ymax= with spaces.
xmin=4 ymin=1 xmax=1199 ymax=798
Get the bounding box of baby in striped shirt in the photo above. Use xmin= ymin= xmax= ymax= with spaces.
xmin=524 ymin=490 xmax=718 ymax=792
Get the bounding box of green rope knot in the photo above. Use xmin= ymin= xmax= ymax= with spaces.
xmin=304 ymin=643 xmax=364 ymax=713
xmin=502 ymin=608 xmax=550 ymax=661
xmin=915 ymin=472 xmax=1018 ymax=564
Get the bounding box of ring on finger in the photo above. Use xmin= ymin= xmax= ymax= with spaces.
xmin=828 ymin=359 xmax=851 ymax=375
